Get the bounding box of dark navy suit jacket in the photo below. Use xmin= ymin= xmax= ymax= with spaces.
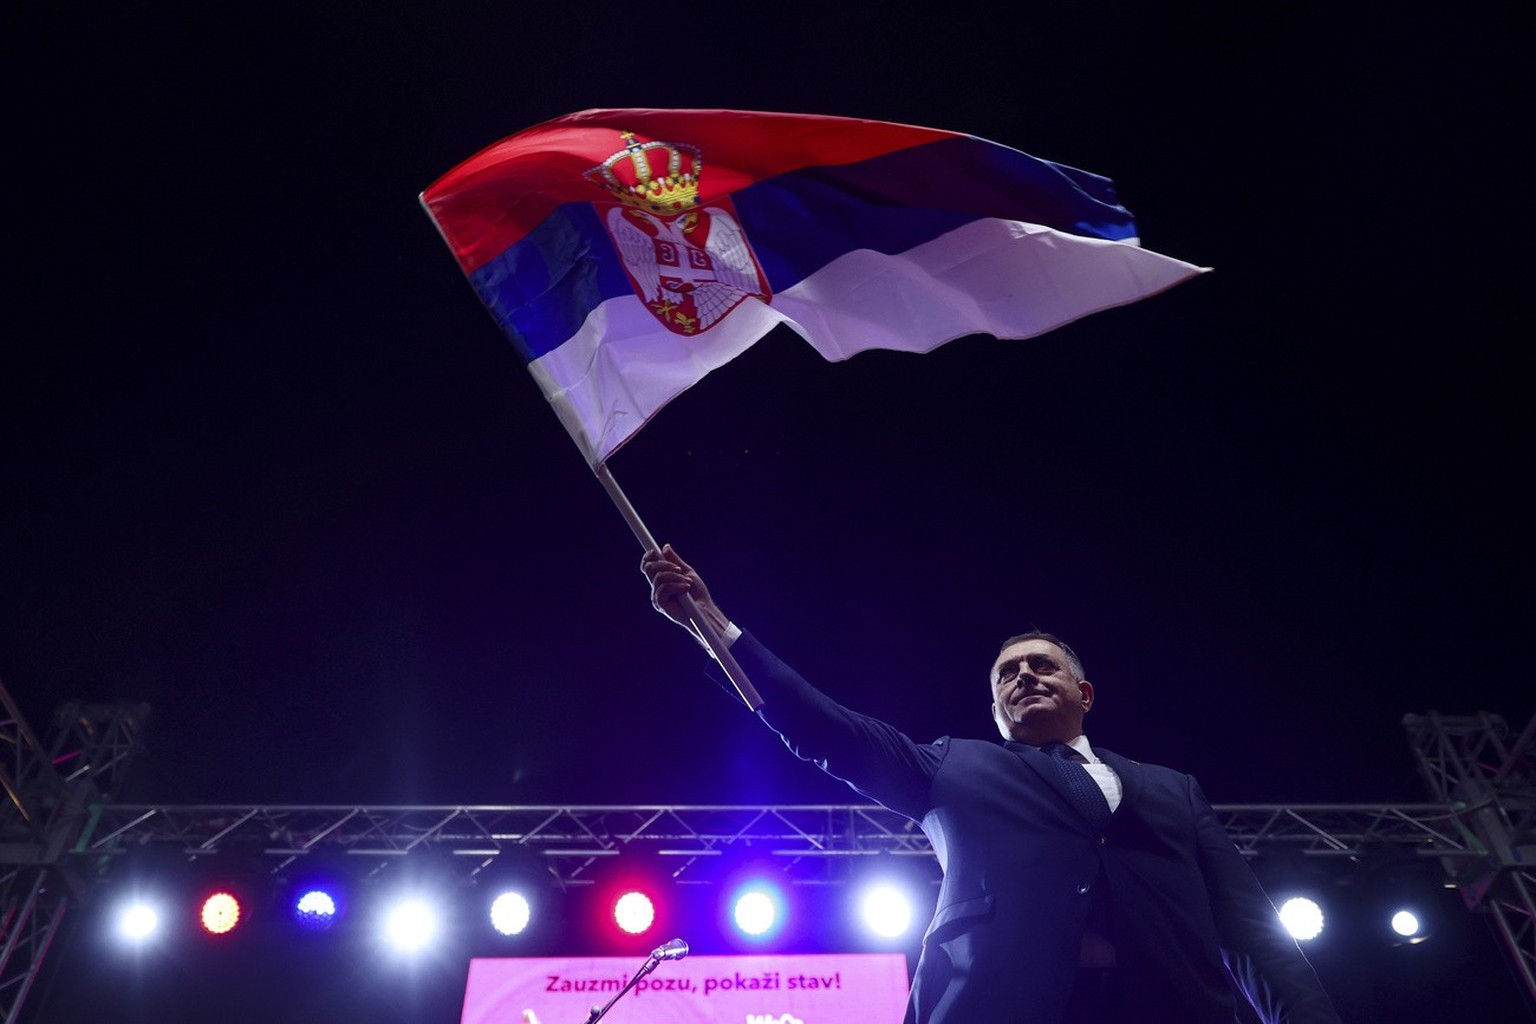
xmin=731 ymin=631 xmax=1341 ymax=1024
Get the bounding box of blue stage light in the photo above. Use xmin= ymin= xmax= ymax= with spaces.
xmin=731 ymin=886 xmax=780 ymax=937
xmin=293 ymin=888 xmax=339 ymax=931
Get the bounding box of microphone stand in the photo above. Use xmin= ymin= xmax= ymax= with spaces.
xmin=581 ymin=942 xmax=684 ymax=1024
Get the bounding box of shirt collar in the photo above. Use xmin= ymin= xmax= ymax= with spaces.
xmin=1003 ymin=734 xmax=1097 ymax=763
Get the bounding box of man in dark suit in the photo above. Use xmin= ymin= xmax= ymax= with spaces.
xmin=642 ymin=544 xmax=1342 ymax=1024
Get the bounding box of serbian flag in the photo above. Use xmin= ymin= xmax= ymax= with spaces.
xmin=422 ymin=109 xmax=1206 ymax=465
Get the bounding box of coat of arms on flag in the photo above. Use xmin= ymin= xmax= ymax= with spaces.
xmin=584 ymin=131 xmax=770 ymax=336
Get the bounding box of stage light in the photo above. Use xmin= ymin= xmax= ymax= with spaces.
xmin=368 ymin=847 xmax=480 ymax=954
xmin=1252 ymin=852 xmax=1339 ymax=945
xmin=849 ymin=854 xmax=936 ymax=943
xmin=1355 ymin=852 xmax=1443 ymax=946
xmin=471 ymin=848 xmax=562 ymax=942
xmin=1277 ymin=897 xmax=1325 ymax=941
xmin=1383 ymin=901 xmax=1438 ymax=945
xmin=381 ymin=896 xmax=441 ymax=953
xmin=858 ymin=884 xmax=913 ymax=939
xmin=586 ymin=854 xmax=672 ymax=949
xmin=613 ymin=889 xmax=656 ymax=935
xmin=99 ymin=847 xmax=193 ymax=948
xmin=490 ymin=891 xmax=532 ymax=936
xmin=277 ymin=853 xmax=358 ymax=934
xmin=184 ymin=851 xmax=267 ymax=942
xmin=712 ymin=854 xmax=792 ymax=947
xmin=199 ymin=890 xmax=243 ymax=936
xmin=116 ymin=901 xmax=161 ymax=943
xmin=293 ymin=888 xmax=340 ymax=931
xmin=732 ymin=887 xmax=778 ymax=937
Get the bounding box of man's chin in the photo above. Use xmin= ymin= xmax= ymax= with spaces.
xmin=1008 ymin=721 xmax=1049 ymax=745
xmin=1008 ymin=710 xmax=1063 ymax=743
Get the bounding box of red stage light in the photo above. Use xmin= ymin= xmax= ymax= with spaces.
xmin=612 ymin=889 xmax=656 ymax=935
xmin=200 ymin=890 xmax=243 ymax=935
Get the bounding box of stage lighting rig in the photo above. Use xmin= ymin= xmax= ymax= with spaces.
xmin=714 ymin=853 xmax=792 ymax=946
xmin=849 ymin=854 xmax=938 ymax=944
xmin=469 ymin=847 xmax=564 ymax=942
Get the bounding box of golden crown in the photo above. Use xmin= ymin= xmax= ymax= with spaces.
xmin=584 ymin=131 xmax=702 ymax=214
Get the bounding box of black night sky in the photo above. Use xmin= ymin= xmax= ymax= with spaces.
xmin=3 ymin=3 xmax=1531 ymax=1022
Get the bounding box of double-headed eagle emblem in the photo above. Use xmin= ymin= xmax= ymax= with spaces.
xmin=584 ymin=132 xmax=770 ymax=335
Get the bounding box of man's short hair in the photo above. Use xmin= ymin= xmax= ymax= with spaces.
xmin=994 ymin=632 xmax=1084 ymax=679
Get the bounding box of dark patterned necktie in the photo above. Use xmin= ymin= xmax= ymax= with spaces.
xmin=1042 ymin=741 xmax=1112 ymax=830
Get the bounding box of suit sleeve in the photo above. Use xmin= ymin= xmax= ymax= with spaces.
xmin=729 ymin=630 xmax=941 ymax=821
xmin=1191 ymin=777 xmax=1343 ymax=1024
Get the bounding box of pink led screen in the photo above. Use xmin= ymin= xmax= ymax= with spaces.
xmin=461 ymin=952 xmax=909 ymax=1024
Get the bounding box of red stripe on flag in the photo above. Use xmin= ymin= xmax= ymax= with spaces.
xmin=422 ymin=108 xmax=959 ymax=274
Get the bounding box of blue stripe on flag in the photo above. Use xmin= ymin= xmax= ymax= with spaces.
xmin=468 ymin=203 xmax=629 ymax=362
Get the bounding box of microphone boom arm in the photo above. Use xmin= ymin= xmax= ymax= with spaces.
xmin=581 ymin=939 xmax=689 ymax=1024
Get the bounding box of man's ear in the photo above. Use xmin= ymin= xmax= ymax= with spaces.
xmin=990 ymin=701 xmax=1011 ymax=740
xmin=1078 ymin=679 xmax=1095 ymax=712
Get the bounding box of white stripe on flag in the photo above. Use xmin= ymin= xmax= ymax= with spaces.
xmin=529 ymin=219 xmax=1206 ymax=464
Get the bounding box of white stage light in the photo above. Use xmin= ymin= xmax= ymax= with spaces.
xmin=382 ymin=897 xmax=440 ymax=952
xmin=490 ymin=892 xmax=532 ymax=936
xmin=732 ymin=889 xmax=777 ymax=937
xmin=1278 ymin=896 xmax=1325 ymax=941
xmin=859 ymin=884 xmax=914 ymax=939
xmin=117 ymin=902 xmax=161 ymax=943
xmin=1390 ymin=909 xmax=1419 ymax=937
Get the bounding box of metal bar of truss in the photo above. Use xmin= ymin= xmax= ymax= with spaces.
xmin=77 ymin=802 xmax=1474 ymax=877
xmin=1404 ymin=712 xmax=1536 ymax=1011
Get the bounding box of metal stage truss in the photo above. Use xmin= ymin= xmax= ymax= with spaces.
xmin=0 ymin=687 xmax=147 ymax=1024
xmin=3 ymin=695 xmax=1533 ymax=1022
xmin=82 ymin=801 xmax=1476 ymax=880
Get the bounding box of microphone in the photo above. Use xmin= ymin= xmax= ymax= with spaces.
xmin=649 ymin=937 xmax=689 ymax=962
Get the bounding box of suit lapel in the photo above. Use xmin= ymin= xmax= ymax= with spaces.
xmin=1007 ymin=742 xmax=1096 ymax=825
xmin=1095 ymin=747 xmax=1144 ymax=815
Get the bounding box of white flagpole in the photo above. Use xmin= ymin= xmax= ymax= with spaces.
xmin=592 ymin=462 xmax=765 ymax=711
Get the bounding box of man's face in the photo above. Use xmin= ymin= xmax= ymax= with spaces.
xmin=989 ymin=638 xmax=1094 ymax=745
